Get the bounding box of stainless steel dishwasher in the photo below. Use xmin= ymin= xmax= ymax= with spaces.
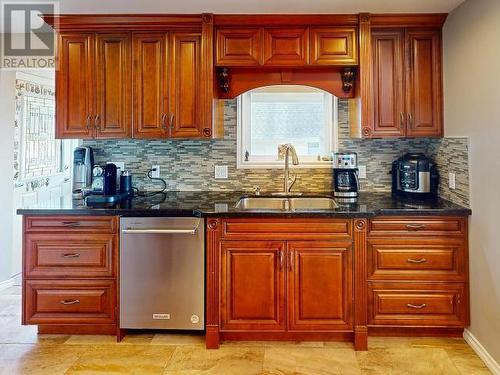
xmin=120 ymin=217 xmax=204 ymax=330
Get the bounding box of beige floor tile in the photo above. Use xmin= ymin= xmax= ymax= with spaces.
xmin=356 ymin=347 xmax=461 ymax=375
xmin=120 ymin=333 xmax=156 ymax=345
xmin=64 ymin=335 xmax=118 ymax=345
xmin=221 ymin=340 xmax=325 ymax=348
xmin=164 ymin=346 xmax=264 ymax=375
xmin=151 ymin=333 xmax=205 ymax=346
xmin=444 ymin=345 xmax=492 ymax=375
xmin=408 ymin=337 xmax=470 ymax=348
xmin=66 ymin=344 xmax=175 ymax=374
xmin=367 ymin=336 xmax=415 ymax=349
xmin=0 ymin=343 xmax=88 ymax=375
xmin=263 ymin=347 xmax=361 ymax=375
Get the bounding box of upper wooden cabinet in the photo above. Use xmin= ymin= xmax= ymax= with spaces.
xmin=371 ymin=29 xmax=406 ymax=137
xmin=405 ymin=29 xmax=443 ymax=137
xmin=216 ymin=28 xmax=262 ymax=66
xmin=309 ymin=27 xmax=358 ymax=65
xmin=57 ymin=32 xmax=131 ymax=139
xmin=365 ymin=27 xmax=443 ymax=138
xmin=263 ymin=28 xmax=308 ymax=66
xmin=215 ymin=26 xmax=357 ymax=67
xmin=51 ymin=14 xmax=214 ymax=140
xmin=56 ymin=34 xmax=95 ymax=139
xmin=169 ymin=32 xmax=203 ymax=138
xmin=132 ymin=33 xmax=168 ymax=138
xmin=95 ymin=34 xmax=131 ymax=138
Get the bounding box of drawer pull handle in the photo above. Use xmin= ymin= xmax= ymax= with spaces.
xmin=60 ymin=299 xmax=80 ymax=305
xmin=407 ymin=303 xmax=427 ymax=309
xmin=407 ymin=258 xmax=427 ymax=264
xmin=62 ymin=221 xmax=81 ymax=227
xmin=405 ymin=224 xmax=426 ymax=231
xmin=62 ymin=253 xmax=80 ymax=258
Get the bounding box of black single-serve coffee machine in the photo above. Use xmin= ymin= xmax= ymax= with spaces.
xmin=333 ymin=152 xmax=360 ymax=199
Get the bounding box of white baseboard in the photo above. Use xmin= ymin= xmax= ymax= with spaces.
xmin=464 ymin=329 xmax=500 ymax=375
xmin=0 ymin=277 xmax=15 ymax=292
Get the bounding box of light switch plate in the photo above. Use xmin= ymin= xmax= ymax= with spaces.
xmin=448 ymin=172 xmax=456 ymax=189
xmin=358 ymin=165 xmax=367 ymax=179
xmin=214 ymin=165 xmax=228 ymax=179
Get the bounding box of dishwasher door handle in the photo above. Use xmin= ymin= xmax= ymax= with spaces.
xmin=121 ymin=228 xmax=198 ymax=235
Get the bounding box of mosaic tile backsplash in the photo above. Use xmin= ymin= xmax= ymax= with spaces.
xmin=83 ymin=99 xmax=470 ymax=207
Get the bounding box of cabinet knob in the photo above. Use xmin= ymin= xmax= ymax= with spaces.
xmin=94 ymin=114 xmax=100 ymax=131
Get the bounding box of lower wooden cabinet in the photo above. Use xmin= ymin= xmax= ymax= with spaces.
xmin=368 ymin=282 xmax=466 ymax=327
xmin=287 ymin=241 xmax=352 ymax=331
xmin=24 ymin=279 xmax=116 ymax=325
xmin=221 ymin=241 xmax=286 ymax=331
xmin=22 ymin=216 xmax=118 ymax=334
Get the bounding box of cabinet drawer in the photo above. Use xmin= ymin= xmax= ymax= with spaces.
xmin=222 ymin=218 xmax=352 ymax=240
xmin=24 ymin=279 xmax=116 ymax=325
xmin=25 ymin=234 xmax=116 ymax=278
xmin=369 ymin=217 xmax=465 ymax=236
xmin=25 ymin=216 xmax=117 ymax=233
xmin=368 ymin=282 xmax=466 ymax=327
xmin=368 ymin=238 xmax=465 ymax=281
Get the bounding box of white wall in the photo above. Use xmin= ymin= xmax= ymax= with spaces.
xmin=0 ymin=71 xmax=16 ymax=284
xmin=443 ymin=0 xmax=500 ymax=363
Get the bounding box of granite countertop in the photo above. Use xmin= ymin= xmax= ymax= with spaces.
xmin=16 ymin=191 xmax=472 ymax=217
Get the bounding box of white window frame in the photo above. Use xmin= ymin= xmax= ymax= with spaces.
xmin=237 ymin=85 xmax=338 ymax=169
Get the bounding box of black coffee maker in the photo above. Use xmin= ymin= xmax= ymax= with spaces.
xmin=333 ymin=152 xmax=360 ymax=198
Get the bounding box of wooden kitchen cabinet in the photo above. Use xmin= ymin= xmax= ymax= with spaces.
xmin=367 ymin=27 xmax=442 ymax=138
xmin=309 ymin=27 xmax=358 ymax=65
xmin=263 ymin=28 xmax=308 ymax=66
xmin=366 ymin=216 xmax=469 ymax=330
xmin=95 ymin=34 xmax=131 ymax=138
xmin=132 ymin=33 xmax=168 ymax=138
xmin=215 ymin=26 xmax=357 ymax=67
xmin=371 ymin=29 xmax=406 ymax=137
xmin=405 ymin=29 xmax=443 ymax=137
xmin=22 ymin=216 xmax=119 ymax=335
xmin=169 ymin=32 xmax=203 ymax=138
xmin=56 ymin=33 xmax=94 ymax=139
xmin=287 ymin=241 xmax=353 ymax=331
xmin=215 ymin=28 xmax=262 ymax=66
xmin=133 ymin=31 xmax=205 ymax=139
xmin=220 ymin=241 xmax=286 ymax=331
xmin=56 ymin=32 xmax=131 ymax=139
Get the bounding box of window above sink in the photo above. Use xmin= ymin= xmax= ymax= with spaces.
xmin=237 ymin=85 xmax=338 ymax=169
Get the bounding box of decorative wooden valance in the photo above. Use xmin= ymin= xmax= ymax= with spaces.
xmin=216 ymin=66 xmax=356 ymax=99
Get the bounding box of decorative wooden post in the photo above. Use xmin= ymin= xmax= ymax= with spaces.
xmin=354 ymin=218 xmax=368 ymax=350
xmin=205 ymin=218 xmax=221 ymax=349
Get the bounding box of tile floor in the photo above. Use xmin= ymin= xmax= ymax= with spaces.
xmin=0 ymin=286 xmax=491 ymax=374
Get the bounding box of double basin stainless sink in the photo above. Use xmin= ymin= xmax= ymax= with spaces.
xmin=235 ymin=196 xmax=338 ymax=211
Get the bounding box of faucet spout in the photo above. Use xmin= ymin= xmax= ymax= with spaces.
xmin=277 ymin=144 xmax=299 ymax=194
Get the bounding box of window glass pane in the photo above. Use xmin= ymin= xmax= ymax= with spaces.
xmin=249 ymin=89 xmax=329 ymax=158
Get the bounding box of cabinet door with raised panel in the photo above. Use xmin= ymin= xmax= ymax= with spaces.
xmin=405 ymin=29 xmax=443 ymax=137
xmin=95 ymin=33 xmax=131 ymax=139
xmin=215 ymin=28 xmax=262 ymax=66
xmin=220 ymin=241 xmax=286 ymax=332
xmin=309 ymin=27 xmax=357 ymax=65
xmin=56 ymin=33 xmax=94 ymax=139
xmin=169 ymin=32 xmax=203 ymax=138
xmin=263 ymin=28 xmax=308 ymax=66
xmin=371 ymin=29 xmax=406 ymax=137
xmin=132 ymin=33 xmax=168 ymax=138
xmin=287 ymin=241 xmax=353 ymax=331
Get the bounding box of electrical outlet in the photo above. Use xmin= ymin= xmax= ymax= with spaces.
xmin=358 ymin=165 xmax=367 ymax=179
xmin=214 ymin=165 xmax=228 ymax=179
xmin=151 ymin=165 xmax=160 ymax=178
xmin=448 ymin=172 xmax=456 ymax=190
